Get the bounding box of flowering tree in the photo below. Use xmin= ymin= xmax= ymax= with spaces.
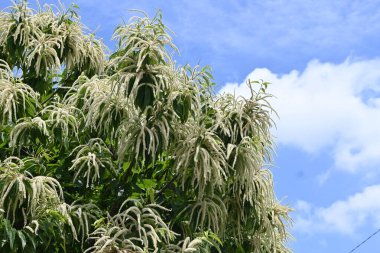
xmin=0 ymin=1 xmax=291 ymax=252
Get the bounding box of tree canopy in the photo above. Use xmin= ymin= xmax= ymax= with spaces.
xmin=0 ymin=1 xmax=292 ymax=252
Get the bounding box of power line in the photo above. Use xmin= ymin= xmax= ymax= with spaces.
xmin=348 ymin=228 xmax=380 ymax=253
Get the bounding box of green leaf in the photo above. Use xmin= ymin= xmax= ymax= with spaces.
xmin=25 ymin=232 xmax=36 ymax=250
xmin=17 ymin=231 xmax=26 ymax=249
xmin=4 ymin=220 xmax=15 ymax=250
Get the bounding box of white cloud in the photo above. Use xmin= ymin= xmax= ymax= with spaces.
xmin=293 ymin=185 xmax=380 ymax=235
xmin=219 ymin=58 xmax=380 ymax=172
xmin=317 ymin=170 xmax=331 ymax=185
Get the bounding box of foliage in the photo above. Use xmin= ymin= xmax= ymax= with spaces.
xmin=0 ymin=1 xmax=292 ymax=252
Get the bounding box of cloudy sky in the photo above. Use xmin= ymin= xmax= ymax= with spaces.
xmin=3 ymin=0 xmax=380 ymax=252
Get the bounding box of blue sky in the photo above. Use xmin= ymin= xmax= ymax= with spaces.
xmin=3 ymin=0 xmax=380 ymax=252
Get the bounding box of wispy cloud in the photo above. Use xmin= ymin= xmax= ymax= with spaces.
xmin=163 ymin=0 xmax=380 ymax=54
xmin=294 ymin=185 xmax=380 ymax=235
xmin=219 ymin=58 xmax=380 ymax=173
